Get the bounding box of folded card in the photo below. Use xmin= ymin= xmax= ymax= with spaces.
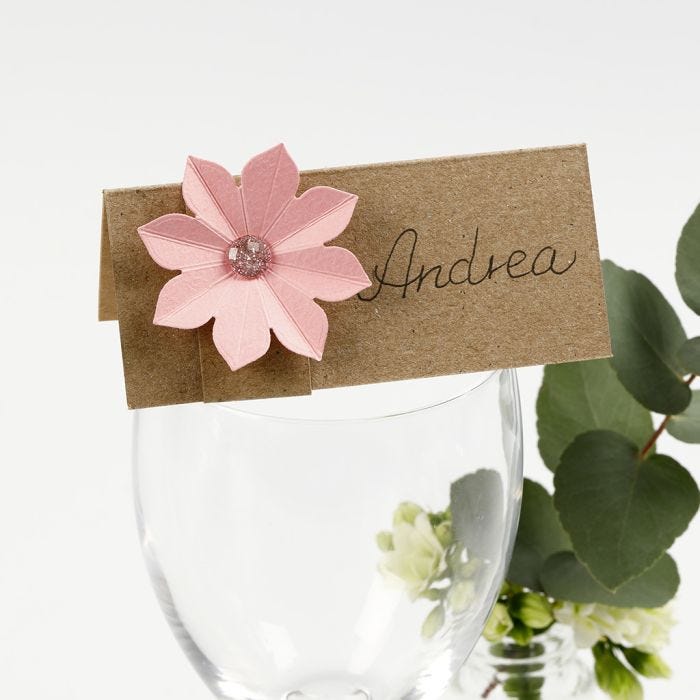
xmin=99 ymin=144 xmax=610 ymax=408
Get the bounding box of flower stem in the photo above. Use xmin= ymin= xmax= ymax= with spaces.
xmin=639 ymin=374 xmax=696 ymax=458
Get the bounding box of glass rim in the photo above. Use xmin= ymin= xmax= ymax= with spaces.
xmin=212 ymin=369 xmax=507 ymax=424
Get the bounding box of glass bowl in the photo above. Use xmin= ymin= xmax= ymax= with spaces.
xmin=133 ymin=369 xmax=523 ymax=700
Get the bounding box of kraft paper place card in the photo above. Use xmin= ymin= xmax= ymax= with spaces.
xmin=99 ymin=144 xmax=610 ymax=409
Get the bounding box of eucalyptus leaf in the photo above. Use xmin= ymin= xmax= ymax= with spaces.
xmin=508 ymin=544 xmax=543 ymax=593
xmin=676 ymin=203 xmax=700 ymax=315
xmin=554 ymin=430 xmax=699 ymax=590
xmin=678 ymin=337 xmax=700 ymax=375
xmin=507 ymin=479 xmax=571 ymax=590
xmin=537 ymin=359 xmax=654 ymax=471
xmin=603 ymin=260 xmax=690 ymax=415
xmin=540 ymin=551 xmax=679 ymax=608
xmin=450 ymin=469 xmax=503 ymax=560
xmin=667 ymin=391 xmax=700 ymax=444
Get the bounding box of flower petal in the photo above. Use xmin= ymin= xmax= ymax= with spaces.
xmin=258 ymin=271 xmax=328 ymax=360
xmin=266 ymin=186 xmax=358 ymax=252
xmin=241 ymin=144 xmax=299 ymax=238
xmin=139 ymin=214 xmax=228 ymax=270
xmin=211 ymin=280 xmax=271 ymax=371
xmin=153 ymin=264 xmax=237 ymax=328
xmin=271 ymin=246 xmax=370 ymax=301
xmin=183 ymin=156 xmax=246 ymax=241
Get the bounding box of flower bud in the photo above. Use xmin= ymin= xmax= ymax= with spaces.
xmin=434 ymin=520 xmax=453 ymax=548
xmin=421 ymin=604 xmax=445 ymax=638
xmin=621 ymin=647 xmax=671 ymax=679
xmin=460 ymin=559 xmax=480 ymax=579
xmin=483 ymin=603 xmax=513 ymax=642
xmin=447 ymin=579 xmax=475 ymax=613
xmin=509 ymin=619 xmax=534 ymax=646
xmin=593 ymin=644 xmax=643 ymax=700
xmin=428 ymin=509 xmax=450 ymax=526
xmin=393 ymin=501 xmax=423 ymax=526
xmin=509 ymin=592 xmax=554 ymax=629
xmin=376 ymin=531 xmax=393 ymax=552
xmin=499 ymin=580 xmax=521 ymax=597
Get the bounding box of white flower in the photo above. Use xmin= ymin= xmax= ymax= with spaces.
xmin=379 ymin=504 xmax=447 ymax=600
xmin=554 ymin=602 xmax=675 ymax=653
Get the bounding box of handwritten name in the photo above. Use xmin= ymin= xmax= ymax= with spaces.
xmin=357 ymin=228 xmax=577 ymax=301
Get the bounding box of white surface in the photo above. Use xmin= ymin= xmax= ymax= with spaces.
xmin=1 ymin=1 xmax=698 ymax=698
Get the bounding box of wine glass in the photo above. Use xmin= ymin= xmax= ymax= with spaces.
xmin=133 ymin=369 xmax=523 ymax=700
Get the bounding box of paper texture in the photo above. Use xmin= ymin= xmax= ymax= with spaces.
xmin=100 ymin=144 xmax=611 ymax=408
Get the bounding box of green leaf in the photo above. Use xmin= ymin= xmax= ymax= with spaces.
xmin=540 ymin=551 xmax=679 ymax=607
xmin=450 ymin=469 xmax=502 ymax=560
xmin=676 ymin=203 xmax=700 ymax=315
xmin=603 ymin=260 xmax=690 ymax=415
xmin=667 ymin=390 xmax=700 ymax=443
xmin=678 ymin=336 xmax=700 ymax=374
xmin=593 ymin=643 xmax=643 ymax=700
xmin=507 ymin=480 xmax=571 ymax=589
xmin=621 ymin=647 xmax=671 ymax=679
xmin=554 ymin=430 xmax=699 ymax=589
xmin=537 ymin=359 xmax=654 ymax=471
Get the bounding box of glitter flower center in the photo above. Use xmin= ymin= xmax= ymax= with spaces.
xmin=227 ymin=236 xmax=272 ymax=278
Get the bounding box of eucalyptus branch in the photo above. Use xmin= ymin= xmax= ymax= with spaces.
xmin=640 ymin=374 xmax=696 ymax=458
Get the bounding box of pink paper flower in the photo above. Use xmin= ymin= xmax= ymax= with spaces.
xmin=138 ymin=145 xmax=370 ymax=371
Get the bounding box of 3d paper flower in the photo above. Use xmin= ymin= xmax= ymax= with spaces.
xmin=138 ymin=145 xmax=370 ymax=371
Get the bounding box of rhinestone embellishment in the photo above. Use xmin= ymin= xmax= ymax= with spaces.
xmin=227 ymin=236 xmax=272 ymax=278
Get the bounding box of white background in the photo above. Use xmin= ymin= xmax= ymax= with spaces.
xmin=1 ymin=1 xmax=699 ymax=698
